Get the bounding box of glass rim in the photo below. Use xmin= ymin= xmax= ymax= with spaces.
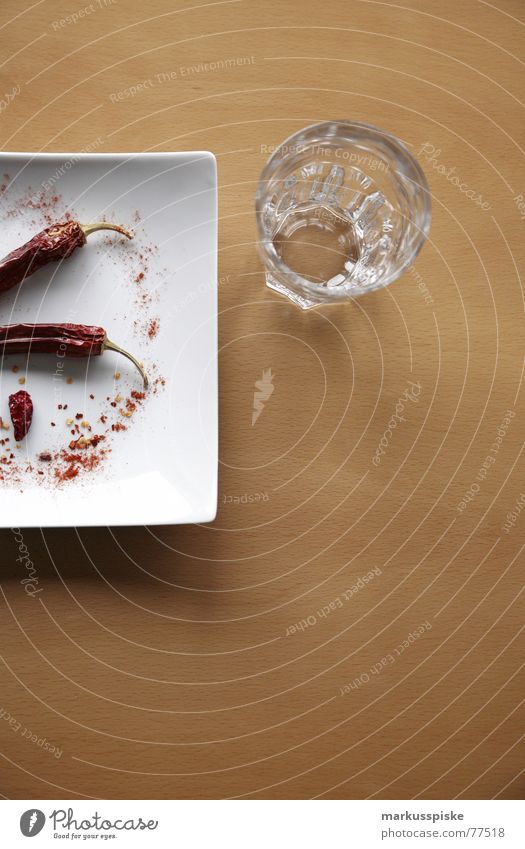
xmin=257 ymin=119 xmax=430 ymax=190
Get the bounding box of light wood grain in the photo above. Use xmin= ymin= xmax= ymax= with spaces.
xmin=0 ymin=0 xmax=523 ymax=800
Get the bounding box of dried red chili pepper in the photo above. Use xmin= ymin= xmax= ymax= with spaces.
xmin=0 ymin=323 xmax=148 ymax=387
xmin=0 ymin=220 xmax=132 ymax=293
xmin=9 ymin=390 xmax=33 ymax=441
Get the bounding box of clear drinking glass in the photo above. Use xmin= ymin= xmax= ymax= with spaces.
xmin=255 ymin=121 xmax=431 ymax=309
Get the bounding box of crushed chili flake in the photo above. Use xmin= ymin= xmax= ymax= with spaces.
xmin=69 ymin=433 xmax=105 ymax=450
xmin=152 ymin=375 xmax=166 ymax=394
xmin=56 ymin=463 xmax=79 ymax=481
xmin=111 ymin=422 xmax=127 ymax=432
xmin=61 ymin=446 xmax=107 ymax=475
xmin=38 ymin=452 xmax=52 ymax=462
xmin=3 ymin=185 xmax=65 ymax=227
xmin=147 ymin=318 xmax=159 ymax=339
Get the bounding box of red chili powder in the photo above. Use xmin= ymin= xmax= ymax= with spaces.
xmin=147 ymin=318 xmax=159 ymax=339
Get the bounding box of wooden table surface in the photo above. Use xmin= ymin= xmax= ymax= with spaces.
xmin=0 ymin=0 xmax=523 ymax=801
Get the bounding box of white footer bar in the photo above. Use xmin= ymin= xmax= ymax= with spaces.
xmin=1 ymin=799 xmax=522 ymax=848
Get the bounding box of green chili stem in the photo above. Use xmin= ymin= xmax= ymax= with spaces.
xmin=80 ymin=222 xmax=133 ymax=239
xmin=104 ymin=338 xmax=148 ymax=388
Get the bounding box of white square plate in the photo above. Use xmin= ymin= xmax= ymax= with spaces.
xmin=0 ymin=152 xmax=217 ymax=526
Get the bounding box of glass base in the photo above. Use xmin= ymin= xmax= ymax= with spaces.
xmin=265 ymin=273 xmax=333 ymax=310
